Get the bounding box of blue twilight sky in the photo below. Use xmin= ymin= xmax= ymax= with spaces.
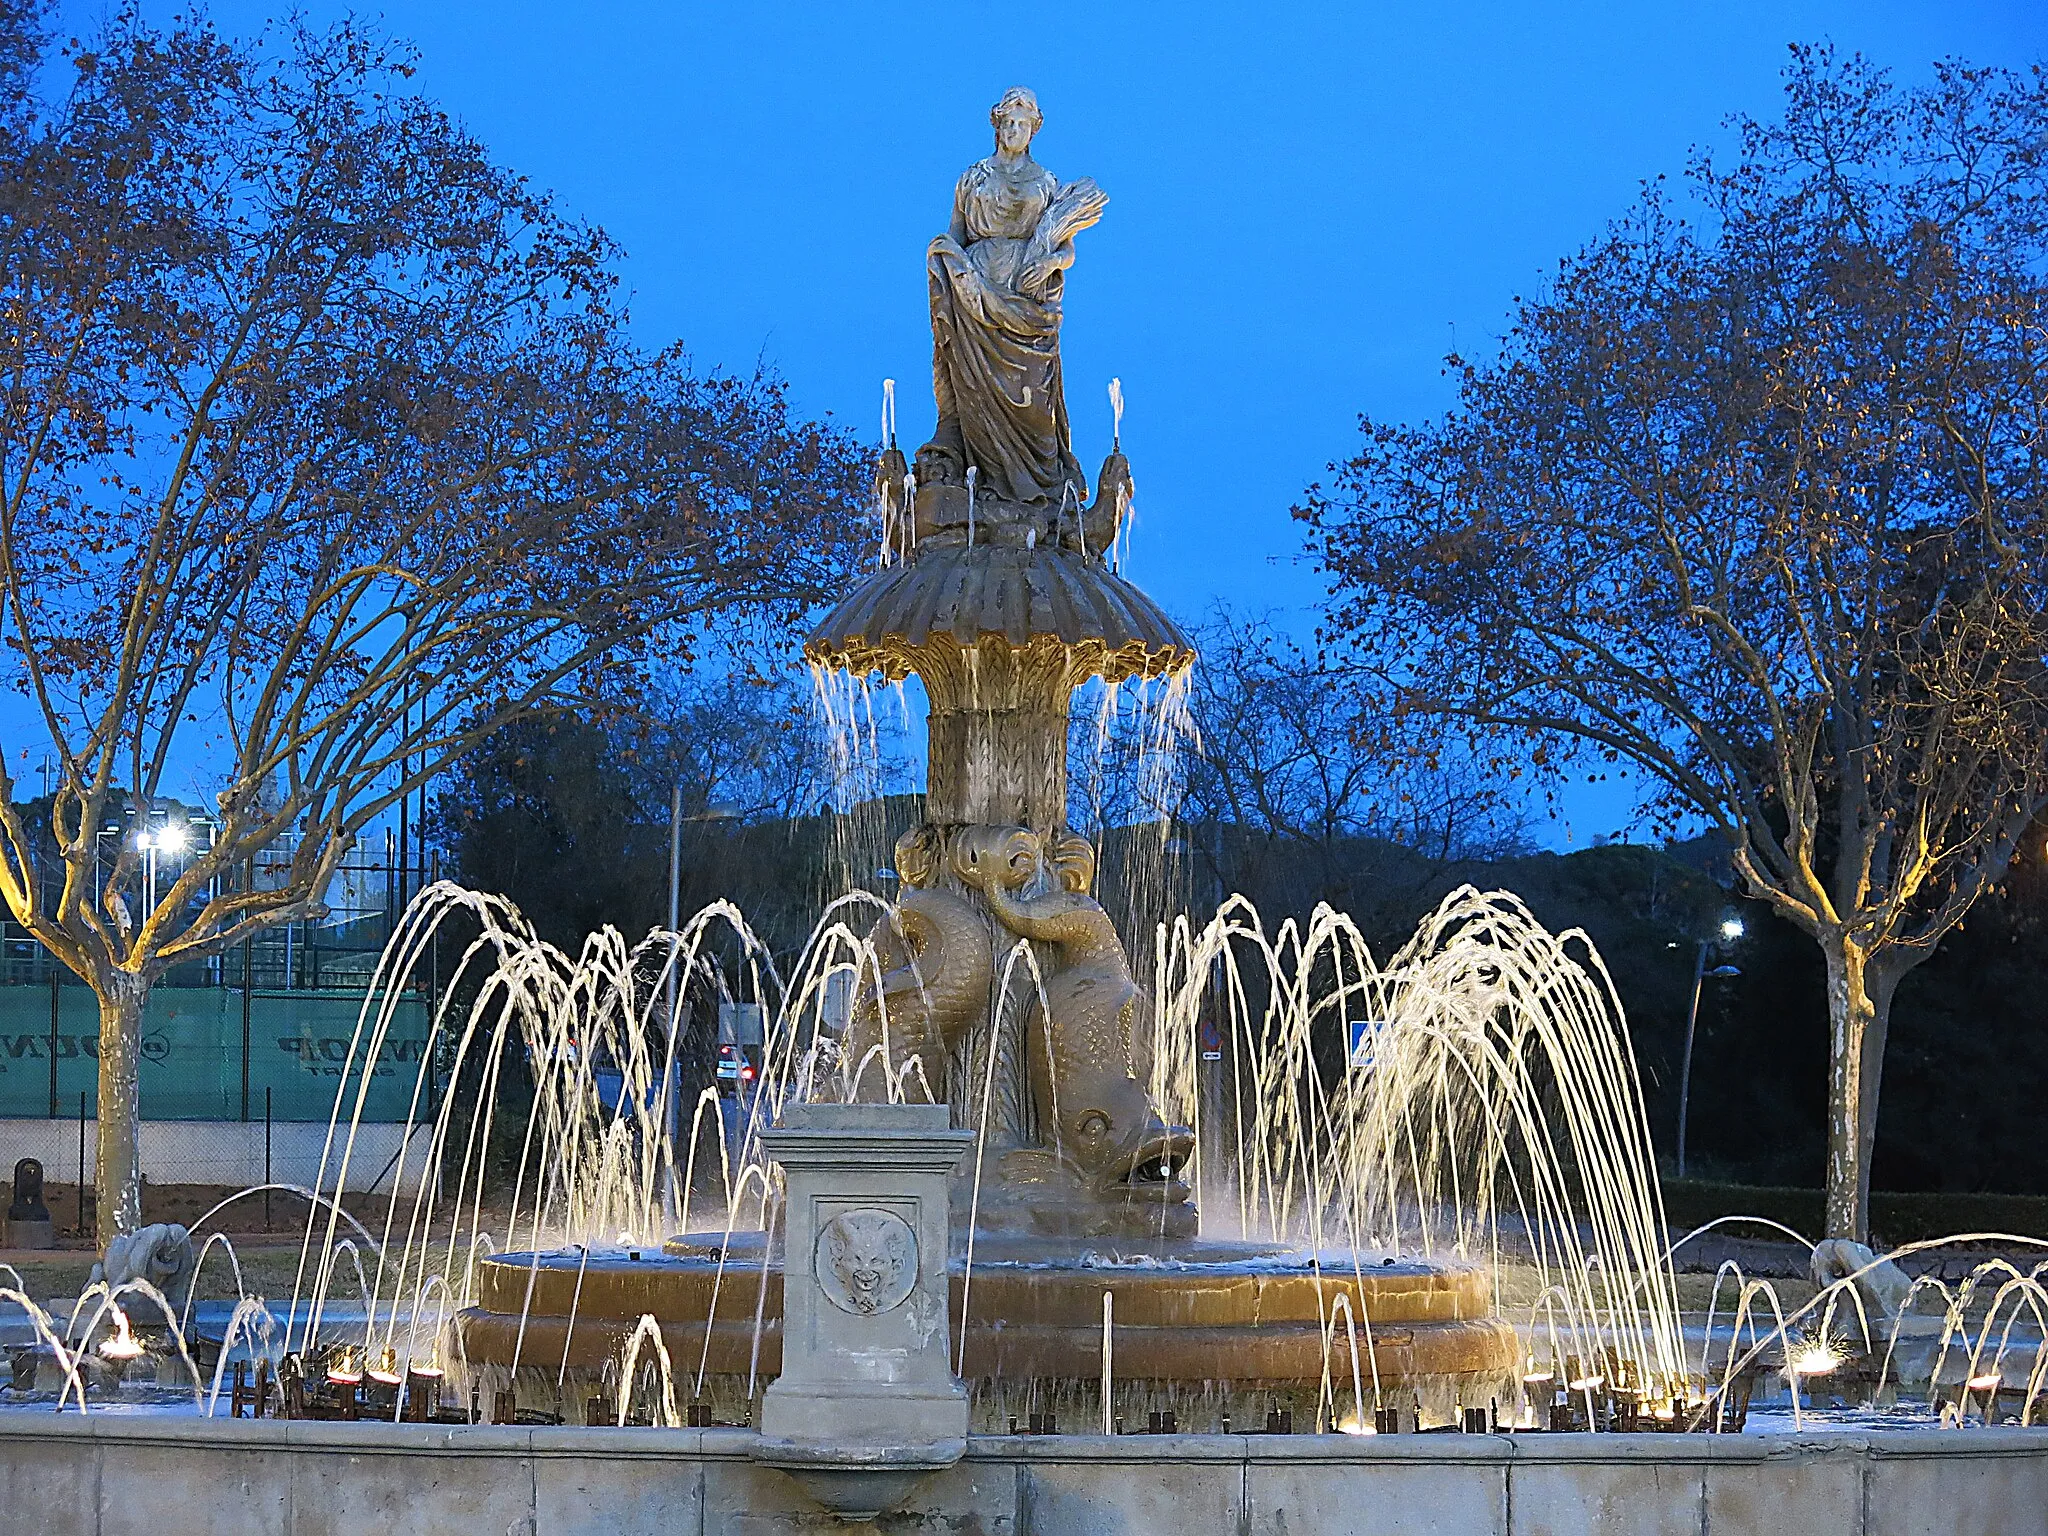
xmin=56 ymin=1 xmax=2048 ymax=843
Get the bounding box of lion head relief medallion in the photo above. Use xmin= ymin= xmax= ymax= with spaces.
xmin=817 ymin=1207 xmax=918 ymax=1316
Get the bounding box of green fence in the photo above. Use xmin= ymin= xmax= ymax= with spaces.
xmin=0 ymin=983 xmax=432 ymax=1122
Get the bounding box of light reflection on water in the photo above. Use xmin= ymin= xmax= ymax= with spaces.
xmin=1741 ymin=1402 xmax=1941 ymax=1435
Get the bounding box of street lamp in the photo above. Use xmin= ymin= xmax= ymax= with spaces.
xmin=1675 ymin=917 xmax=1744 ymax=1179
xmin=135 ymin=819 xmax=196 ymax=913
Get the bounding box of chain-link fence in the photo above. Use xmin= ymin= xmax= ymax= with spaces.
xmin=1 ymin=1110 xmax=426 ymax=1190
xmin=0 ymin=843 xmax=445 ymax=1233
xmin=1 ymin=1109 xmax=434 ymax=1235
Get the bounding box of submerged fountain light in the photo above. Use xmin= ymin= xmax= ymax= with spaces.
xmin=1790 ymin=1343 xmax=1843 ymax=1377
xmin=97 ymin=1308 xmax=145 ymax=1362
xmin=325 ymin=1350 xmax=363 ymax=1388
xmin=1961 ymin=1371 xmax=2008 ymax=1426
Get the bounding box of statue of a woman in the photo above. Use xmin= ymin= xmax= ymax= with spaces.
xmin=917 ymin=87 xmax=1106 ymax=511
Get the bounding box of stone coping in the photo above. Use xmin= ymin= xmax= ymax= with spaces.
xmin=7 ymin=1417 xmax=2045 ymax=1535
xmin=3 ymin=1414 xmax=2043 ymax=1464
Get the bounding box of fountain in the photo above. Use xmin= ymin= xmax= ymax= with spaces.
xmin=452 ymin=83 xmax=1520 ymax=1432
xmin=3 ymin=83 xmax=2044 ymax=1536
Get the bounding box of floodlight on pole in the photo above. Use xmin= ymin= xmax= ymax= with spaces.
xmin=1719 ymin=917 xmax=1745 ymax=942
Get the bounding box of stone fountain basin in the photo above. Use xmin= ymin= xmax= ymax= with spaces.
xmin=456 ymin=1232 xmax=1518 ymax=1387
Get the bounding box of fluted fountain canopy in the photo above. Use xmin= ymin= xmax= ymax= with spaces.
xmin=804 ymin=542 xmax=1192 ymax=685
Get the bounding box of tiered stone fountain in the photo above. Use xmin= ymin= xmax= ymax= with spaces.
xmin=457 ymin=84 xmax=1514 ymax=1430
xmin=11 ymin=86 xmax=2045 ymax=1536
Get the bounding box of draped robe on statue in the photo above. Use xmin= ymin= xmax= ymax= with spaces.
xmin=924 ymin=156 xmax=1098 ymax=509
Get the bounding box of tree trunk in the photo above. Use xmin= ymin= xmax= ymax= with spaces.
xmin=1820 ymin=933 xmax=1891 ymax=1242
xmin=94 ymin=973 xmax=148 ymax=1241
xmin=1854 ymin=960 xmax=1899 ymax=1244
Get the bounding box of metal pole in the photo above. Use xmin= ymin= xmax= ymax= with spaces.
xmin=264 ymin=1087 xmax=273 ymax=1232
xmin=661 ymin=784 xmax=683 ymax=1225
xmin=241 ymin=934 xmax=253 ymax=1121
xmin=397 ymin=694 xmax=411 ymax=917
xmin=428 ymin=851 xmax=441 ymax=1113
xmin=1676 ymin=941 xmax=1708 ymax=1180
xmin=48 ymin=965 xmax=59 ymax=1119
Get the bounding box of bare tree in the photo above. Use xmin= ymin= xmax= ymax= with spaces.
xmin=0 ymin=12 xmax=863 ymax=1238
xmin=644 ymin=668 xmax=845 ymax=825
xmin=1303 ymin=50 xmax=2048 ymax=1240
xmin=1069 ymin=605 xmax=1527 ymax=913
xmin=1178 ymin=608 xmax=1525 ymax=859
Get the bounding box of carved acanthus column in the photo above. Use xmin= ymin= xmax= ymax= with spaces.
xmin=915 ymin=636 xmax=1079 ymax=834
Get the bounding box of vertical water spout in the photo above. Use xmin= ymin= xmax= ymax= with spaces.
xmin=878 ymin=478 xmax=893 ymax=570
xmin=966 ymin=466 xmax=978 ymax=548
xmin=879 ymin=378 xmax=900 ymax=568
xmin=1100 ymin=1290 xmax=1114 ymax=1434
xmin=1108 ymin=377 xmax=1124 ymax=451
xmin=903 ymin=471 xmax=918 ymax=564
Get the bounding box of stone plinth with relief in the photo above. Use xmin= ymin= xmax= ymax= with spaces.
xmin=752 ymin=1103 xmax=975 ymax=1520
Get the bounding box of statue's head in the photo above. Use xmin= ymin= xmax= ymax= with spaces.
xmin=951 ymin=824 xmax=1040 ymax=893
xmin=893 ymin=824 xmax=943 ymax=889
xmin=991 ymin=87 xmax=1042 ymax=155
xmin=1045 ymin=830 xmax=1096 ymax=895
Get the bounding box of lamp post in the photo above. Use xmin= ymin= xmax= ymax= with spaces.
xmin=658 ymin=794 xmax=740 ymax=1225
xmin=660 ymin=783 xmax=683 ymax=1227
xmin=1676 ymin=917 xmax=1744 ymax=1180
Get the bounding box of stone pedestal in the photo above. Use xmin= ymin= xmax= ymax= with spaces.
xmin=755 ymin=1103 xmax=975 ymax=1521
xmin=760 ymin=1103 xmax=973 ymax=1447
xmin=4 ymin=1218 xmax=54 ymax=1249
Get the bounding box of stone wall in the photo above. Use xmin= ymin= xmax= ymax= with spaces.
xmin=1 ymin=1417 xmax=2044 ymax=1535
